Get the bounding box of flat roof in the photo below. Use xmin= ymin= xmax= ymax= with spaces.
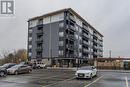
xmin=28 ymin=8 xmax=103 ymax=37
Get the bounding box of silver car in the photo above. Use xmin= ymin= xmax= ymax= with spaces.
xmin=7 ymin=65 xmax=32 ymax=75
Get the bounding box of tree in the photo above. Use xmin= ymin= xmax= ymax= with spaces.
xmin=0 ymin=49 xmax=27 ymax=64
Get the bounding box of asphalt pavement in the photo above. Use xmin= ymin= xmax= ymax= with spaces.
xmin=0 ymin=69 xmax=130 ymax=87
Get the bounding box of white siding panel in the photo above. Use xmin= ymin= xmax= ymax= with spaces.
xmin=43 ymin=13 xmax=64 ymax=24
xmin=43 ymin=17 xmax=50 ymax=24
xmin=51 ymin=13 xmax=64 ymax=23
xmin=29 ymin=20 xmax=38 ymax=28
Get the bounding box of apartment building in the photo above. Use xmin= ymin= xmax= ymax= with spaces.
xmin=28 ymin=8 xmax=103 ymax=66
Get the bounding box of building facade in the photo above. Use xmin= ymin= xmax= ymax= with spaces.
xmin=28 ymin=8 xmax=103 ymax=66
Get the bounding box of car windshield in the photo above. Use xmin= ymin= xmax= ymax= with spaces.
xmin=2 ymin=63 xmax=10 ymax=67
xmin=11 ymin=65 xmax=20 ymax=69
xmin=79 ymin=66 xmax=92 ymax=70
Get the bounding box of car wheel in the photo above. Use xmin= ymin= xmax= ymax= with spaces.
xmin=90 ymin=73 xmax=93 ymax=79
xmin=28 ymin=70 xmax=31 ymax=73
xmin=14 ymin=71 xmax=18 ymax=75
xmin=0 ymin=71 xmax=5 ymax=77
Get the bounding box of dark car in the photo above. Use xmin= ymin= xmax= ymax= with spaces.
xmin=7 ymin=65 xmax=32 ymax=75
xmin=0 ymin=67 xmax=7 ymax=77
xmin=2 ymin=63 xmax=16 ymax=69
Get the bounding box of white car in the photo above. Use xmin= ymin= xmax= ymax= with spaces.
xmin=75 ymin=66 xmax=97 ymax=79
xmin=36 ymin=63 xmax=47 ymax=69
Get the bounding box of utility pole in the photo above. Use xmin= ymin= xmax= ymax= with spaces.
xmin=109 ymin=50 xmax=111 ymax=58
xmin=49 ymin=16 xmax=52 ymax=66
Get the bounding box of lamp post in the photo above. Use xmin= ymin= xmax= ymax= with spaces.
xmin=109 ymin=50 xmax=112 ymax=58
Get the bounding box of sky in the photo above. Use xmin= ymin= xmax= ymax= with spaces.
xmin=0 ymin=0 xmax=130 ymax=58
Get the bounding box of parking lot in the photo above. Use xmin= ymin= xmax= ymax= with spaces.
xmin=0 ymin=69 xmax=130 ymax=87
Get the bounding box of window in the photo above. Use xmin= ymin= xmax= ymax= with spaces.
xmin=59 ymin=32 xmax=64 ymax=37
xmin=29 ymin=37 xmax=32 ymax=41
xmin=29 ymin=53 xmax=32 ymax=56
xmin=29 ymin=45 xmax=32 ymax=49
xmin=79 ymin=53 xmax=82 ymax=57
xmin=79 ymin=45 xmax=82 ymax=49
xmin=59 ymin=41 xmax=63 ymax=46
xmin=59 ymin=22 xmax=64 ymax=28
xmin=59 ymin=50 xmax=63 ymax=55
xmin=29 ymin=29 xmax=32 ymax=33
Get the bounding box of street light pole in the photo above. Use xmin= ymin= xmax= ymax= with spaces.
xmin=109 ymin=50 xmax=111 ymax=58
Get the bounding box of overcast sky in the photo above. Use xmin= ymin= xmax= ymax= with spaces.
xmin=0 ymin=0 xmax=130 ymax=58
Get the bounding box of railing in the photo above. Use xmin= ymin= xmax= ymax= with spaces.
xmin=83 ymin=41 xmax=89 ymax=45
xmin=69 ymin=15 xmax=75 ymax=22
xmin=83 ymin=33 xmax=89 ymax=38
xmin=83 ymin=49 xmax=90 ymax=53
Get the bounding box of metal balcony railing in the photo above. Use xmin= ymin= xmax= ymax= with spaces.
xmin=83 ymin=33 xmax=89 ymax=38
xmin=36 ymin=47 xmax=43 ymax=51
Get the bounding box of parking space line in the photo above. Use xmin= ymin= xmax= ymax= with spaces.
xmin=42 ymin=76 xmax=75 ymax=87
xmin=84 ymin=75 xmax=104 ymax=87
xmin=125 ymin=76 xmax=128 ymax=87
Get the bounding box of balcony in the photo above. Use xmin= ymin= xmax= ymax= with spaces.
xmin=36 ymin=47 xmax=43 ymax=52
xmin=37 ymin=30 xmax=43 ymax=35
xmin=36 ymin=39 xmax=43 ymax=44
xmin=93 ymin=33 xmax=98 ymax=37
xmin=83 ymin=25 xmax=89 ymax=32
xmin=69 ymin=15 xmax=75 ymax=22
xmin=36 ymin=55 xmax=42 ymax=58
xmin=82 ymin=33 xmax=89 ymax=38
xmin=83 ymin=48 xmax=90 ymax=53
xmin=93 ymin=39 xmax=98 ymax=43
xmin=66 ymin=34 xmax=75 ymax=41
xmin=83 ymin=41 xmax=89 ymax=46
xmin=66 ymin=44 xmax=74 ymax=50
xmin=93 ymin=45 xmax=98 ymax=49
xmin=37 ymin=21 xmax=43 ymax=28
xmin=94 ymin=52 xmax=98 ymax=55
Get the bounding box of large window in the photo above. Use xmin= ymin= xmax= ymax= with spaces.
xmin=59 ymin=32 xmax=64 ymax=37
xmin=59 ymin=22 xmax=64 ymax=28
xmin=59 ymin=41 xmax=63 ymax=46
xmin=59 ymin=50 xmax=63 ymax=55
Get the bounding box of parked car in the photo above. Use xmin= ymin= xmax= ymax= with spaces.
xmin=2 ymin=63 xmax=16 ymax=69
xmin=36 ymin=63 xmax=47 ymax=69
xmin=75 ymin=66 xmax=97 ymax=79
xmin=0 ymin=66 xmax=7 ymax=77
xmin=7 ymin=65 xmax=32 ymax=75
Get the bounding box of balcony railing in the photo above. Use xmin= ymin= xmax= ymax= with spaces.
xmin=36 ymin=47 xmax=43 ymax=51
xmin=93 ymin=45 xmax=98 ymax=49
xmin=36 ymin=55 xmax=42 ymax=58
xmin=83 ymin=41 xmax=89 ymax=46
xmin=94 ymin=52 xmax=98 ymax=55
xmin=93 ymin=33 xmax=98 ymax=37
xmin=83 ymin=49 xmax=90 ymax=53
xmin=83 ymin=33 xmax=89 ymax=38
xmin=83 ymin=25 xmax=89 ymax=31
xmin=93 ymin=39 xmax=98 ymax=43
xmin=69 ymin=15 xmax=75 ymax=22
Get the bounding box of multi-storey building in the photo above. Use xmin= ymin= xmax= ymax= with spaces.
xmin=28 ymin=8 xmax=103 ymax=66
